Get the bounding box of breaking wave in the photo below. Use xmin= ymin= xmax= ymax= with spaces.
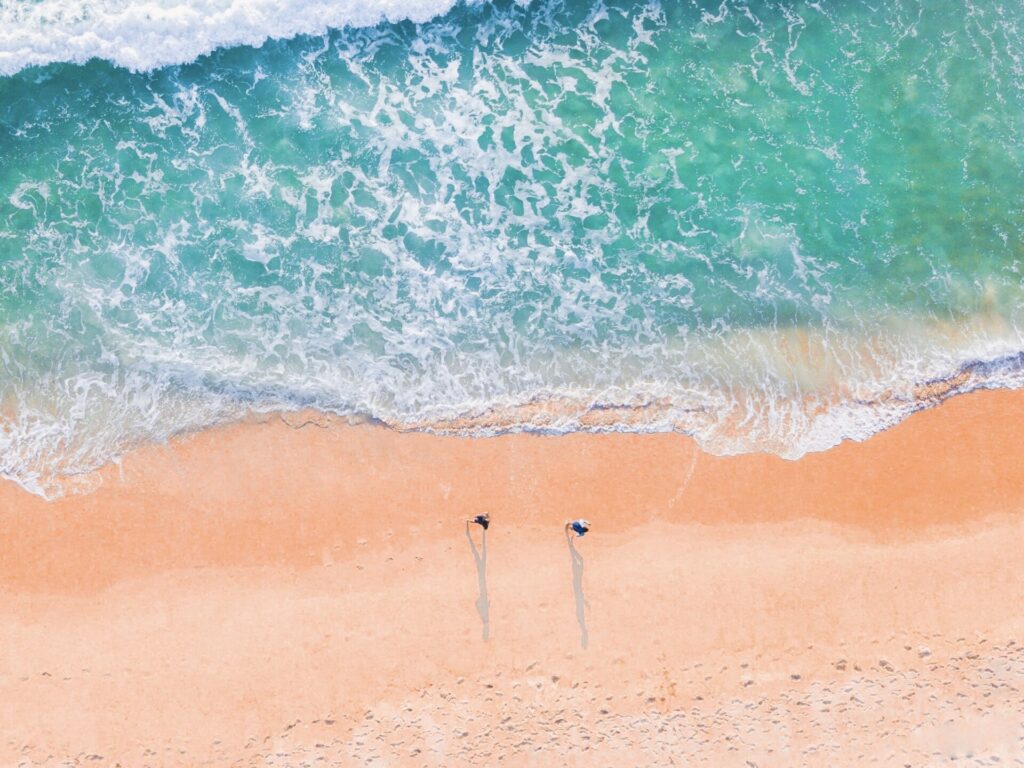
xmin=0 ymin=0 xmax=482 ymax=75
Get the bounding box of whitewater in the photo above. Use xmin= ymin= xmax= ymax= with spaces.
xmin=2 ymin=0 xmax=1024 ymax=498
xmin=0 ymin=0 xmax=481 ymax=75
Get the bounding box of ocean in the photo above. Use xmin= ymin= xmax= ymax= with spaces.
xmin=1 ymin=0 xmax=1023 ymax=497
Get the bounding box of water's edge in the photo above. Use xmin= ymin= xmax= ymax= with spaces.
xmin=5 ymin=350 xmax=1020 ymax=501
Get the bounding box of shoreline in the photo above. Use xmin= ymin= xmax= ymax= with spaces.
xmin=3 ymin=388 xmax=1024 ymax=764
xmin=6 ymin=333 xmax=1024 ymax=502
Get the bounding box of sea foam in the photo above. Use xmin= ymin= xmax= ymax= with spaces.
xmin=0 ymin=0 xmax=476 ymax=75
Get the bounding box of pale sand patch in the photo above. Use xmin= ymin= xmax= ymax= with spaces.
xmin=2 ymin=388 xmax=1024 ymax=765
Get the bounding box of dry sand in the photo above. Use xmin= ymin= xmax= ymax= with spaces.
xmin=2 ymin=388 xmax=1024 ymax=766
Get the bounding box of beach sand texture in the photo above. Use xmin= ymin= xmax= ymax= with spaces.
xmin=2 ymin=388 xmax=1024 ymax=766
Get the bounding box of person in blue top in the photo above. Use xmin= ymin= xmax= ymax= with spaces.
xmin=565 ymin=518 xmax=591 ymax=538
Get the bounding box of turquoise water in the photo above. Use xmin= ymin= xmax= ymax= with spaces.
xmin=2 ymin=0 xmax=1024 ymax=496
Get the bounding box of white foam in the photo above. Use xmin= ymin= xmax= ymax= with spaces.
xmin=0 ymin=0 xmax=477 ymax=76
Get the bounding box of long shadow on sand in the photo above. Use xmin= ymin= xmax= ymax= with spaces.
xmin=566 ymin=533 xmax=589 ymax=649
xmin=466 ymin=524 xmax=490 ymax=641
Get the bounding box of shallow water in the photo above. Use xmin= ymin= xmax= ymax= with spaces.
xmin=2 ymin=0 xmax=1023 ymax=496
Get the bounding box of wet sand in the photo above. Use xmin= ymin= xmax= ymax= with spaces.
xmin=2 ymin=389 xmax=1024 ymax=765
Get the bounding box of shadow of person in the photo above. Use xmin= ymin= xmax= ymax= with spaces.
xmin=466 ymin=523 xmax=490 ymax=641
xmin=566 ymin=532 xmax=589 ymax=649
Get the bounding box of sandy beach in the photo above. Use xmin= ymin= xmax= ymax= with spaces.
xmin=2 ymin=388 xmax=1024 ymax=766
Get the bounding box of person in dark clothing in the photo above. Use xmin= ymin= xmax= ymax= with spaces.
xmin=565 ymin=518 xmax=591 ymax=538
xmin=467 ymin=513 xmax=490 ymax=531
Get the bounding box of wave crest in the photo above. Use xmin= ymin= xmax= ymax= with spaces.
xmin=0 ymin=0 xmax=472 ymax=75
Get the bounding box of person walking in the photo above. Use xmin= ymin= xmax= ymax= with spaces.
xmin=565 ymin=518 xmax=591 ymax=538
xmin=467 ymin=513 xmax=490 ymax=531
